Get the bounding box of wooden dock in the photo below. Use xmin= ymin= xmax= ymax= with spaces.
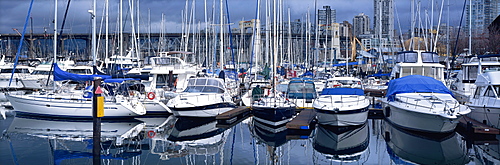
xmin=216 ymin=106 xmax=251 ymax=127
xmin=286 ymin=109 xmax=317 ymax=130
xmin=458 ymin=116 xmax=500 ymax=135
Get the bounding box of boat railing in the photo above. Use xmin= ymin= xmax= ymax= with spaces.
xmin=395 ymin=94 xmax=460 ymax=114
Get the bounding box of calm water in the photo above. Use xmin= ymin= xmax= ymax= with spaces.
xmin=0 ymin=111 xmax=496 ymax=165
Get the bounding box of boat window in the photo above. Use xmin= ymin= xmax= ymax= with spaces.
xmin=1 ymin=68 xmax=30 ymax=73
xmin=485 ymin=86 xmax=497 ymax=98
xmin=67 ymin=69 xmax=91 ymax=74
xmin=31 ymin=70 xmax=50 ymax=75
xmin=195 ymin=79 xmax=207 ymax=86
xmin=474 ymin=87 xmax=483 ymax=99
xmin=421 ymin=52 xmax=439 ymax=63
xmin=396 ymin=52 xmax=418 ymax=63
xmin=156 ymin=74 xmax=178 ymax=88
xmin=464 ymin=66 xmax=478 ymax=81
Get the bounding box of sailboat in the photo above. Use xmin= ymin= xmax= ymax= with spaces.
xmin=251 ymin=0 xmax=296 ymax=127
xmin=5 ymin=1 xmax=146 ymax=119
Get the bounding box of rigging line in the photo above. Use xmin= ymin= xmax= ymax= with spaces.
xmin=230 ymin=125 xmax=236 ymax=165
xmin=59 ymin=0 xmax=72 ymax=36
xmin=9 ymin=0 xmax=35 ymax=87
xmin=248 ymin=0 xmax=261 ymax=83
xmin=451 ymin=0 xmax=468 ymax=69
xmin=225 ymin=0 xmax=238 ymax=82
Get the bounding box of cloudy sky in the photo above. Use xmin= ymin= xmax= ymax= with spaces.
xmin=0 ymin=0 xmax=466 ymax=34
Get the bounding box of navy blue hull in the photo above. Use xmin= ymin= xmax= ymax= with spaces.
xmin=252 ymin=106 xmax=295 ymax=122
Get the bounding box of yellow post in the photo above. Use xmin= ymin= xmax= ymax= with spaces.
xmin=97 ymin=96 xmax=104 ymax=117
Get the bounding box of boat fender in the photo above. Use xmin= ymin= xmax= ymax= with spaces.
xmin=147 ymin=92 xmax=156 ymax=100
xmin=147 ymin=130 xmax=156 ymax=138
xmin=385 ymin=107 xmax=391 ymax=117
xmin=384 ymin=131 xmax=390 ymax=142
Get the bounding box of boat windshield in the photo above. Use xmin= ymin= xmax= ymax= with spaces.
xmin=287 ymin=82 xmax=317 ymax=99
xmin=184 ymin=78 xmax=225 ymax=93
xmin=396 ymin=51 xmax=418 ymax=63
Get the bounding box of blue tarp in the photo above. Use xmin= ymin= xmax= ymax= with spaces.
xmin=53 ymin=63 xmax=111 ymax=81
xmin=332 ymin=61 xmax=365 ymax=67
xmin=367 ymin=73 xmax=390 ymax=78
xmin=321 ymin=88 xmax=365 ymax=96
xmin=386 ymin=75 xmax=453 ymax=101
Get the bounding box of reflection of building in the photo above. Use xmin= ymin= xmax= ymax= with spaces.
xmin=353 ymin=13 xmax=371 ymax=37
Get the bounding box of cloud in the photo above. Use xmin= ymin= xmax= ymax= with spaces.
xmin=1 ymin=0 xmax=466 ymax=34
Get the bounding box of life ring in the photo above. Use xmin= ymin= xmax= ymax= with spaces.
xmin=147 ymin=92 xmax=156 ymax=100
xmin=147 ymin=130 xmax=156 ymax=138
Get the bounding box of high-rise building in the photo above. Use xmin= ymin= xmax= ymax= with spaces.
xmin=466 ymin=0 xmax=500 ymax=36
xmin=318 ymin=5 xmax=336 ymax=33
xmin=353 ymin=13 xmax=371 ymax=37
xmin=373 ymin=0 xmax=394 ymax=39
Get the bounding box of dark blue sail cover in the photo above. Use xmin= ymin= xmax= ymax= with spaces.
xmin=53 ymin=63 xmax=111 ymax=81
xmin=386 ymin=75 xmax=453 ymax=101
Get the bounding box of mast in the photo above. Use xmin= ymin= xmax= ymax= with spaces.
xmin=91 ymin=0 xmax=96 ymax=66
xmin=220 ymin=0 xmax=224 ymax=70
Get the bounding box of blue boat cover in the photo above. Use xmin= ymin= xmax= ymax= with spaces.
xmin=53 ymin=63 xmax=111 ymax=81
xmin=321 ymin=88 xmax=364 ymax=96
xmin=386 ymin=75 xmax=453 ymax=101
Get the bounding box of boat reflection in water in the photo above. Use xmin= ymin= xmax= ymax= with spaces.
xmin=312 ymin=123 xmax=369 ymax=163
xmin=382 ymin=120 xmax=470 ymax=164
xmin=5 ymin=115 xmax=146 ymax=165
xmin=474 ymin=142 xmax=500 ymax=165
xmin=250 ymin=117 xmax=290 ymax=164
xmin=149 ymin=116 xmax=231 ymax=162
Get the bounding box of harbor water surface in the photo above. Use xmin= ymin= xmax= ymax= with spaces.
xmin=0 ymin=112 xmax=494 ymax=165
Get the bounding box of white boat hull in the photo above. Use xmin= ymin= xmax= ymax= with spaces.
xmin=313 ymin=94 xmax=370 ymax=126
xmin=385 ymin=103 xmax=461 ymax=133
xmin=6 ymin=94 xmax=146 ymax=118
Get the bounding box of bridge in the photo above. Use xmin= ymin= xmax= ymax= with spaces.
xmin=0 ymin=32 xmax=348 ymax=63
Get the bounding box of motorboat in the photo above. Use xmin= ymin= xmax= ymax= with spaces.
xmin=449 ymin=54 xmax=500 ymax=102
xmin=382 ymin=120 xmax=470 ymax=164
xmin=141 ymin=52 xmax=199 ymax=115
xmin=382 ymin=75 xmax=471 ymax=133
xmin=313 ymin=87 xmax=370 ymax=126
xmin=6 ymin=63 xmax=146 ymax=119
xmin=312 ymin=123 xmax=369 ymax=163
xmin=466 ymin=70 xmax=500 ymax=128
xmin=285 ymin=78 xmax=318 ymax=109
xmin=167 ymin=77 xmax=236 ymax=117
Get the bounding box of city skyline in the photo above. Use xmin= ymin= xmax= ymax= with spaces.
xmin=0 ymin=0 xmax=466 ymax=35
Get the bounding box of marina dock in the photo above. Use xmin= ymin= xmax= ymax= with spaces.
xmin=216 ymin=106 xmax=251 ymax=128
xmin=286 ymin=109 xmax=317 ymax=130
xmin=458 ymin=116 xmax=500 ymax=135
